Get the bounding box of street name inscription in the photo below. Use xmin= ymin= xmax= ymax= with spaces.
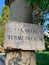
xmin=4 ymin=20 xmax=45 ymax=50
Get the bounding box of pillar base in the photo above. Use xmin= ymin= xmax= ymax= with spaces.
xmin=6 ymin=50 xmax=36 ymax=65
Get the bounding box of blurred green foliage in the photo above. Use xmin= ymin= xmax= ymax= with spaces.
xmin=0 ymin=6 xmax=10 ymax=48
xmin=28 ymin=0 xmax=49 ymax=11
xmin=44 ymin=35 xmax=49 ymax=50
xmin=36 ymin=51 xmax=49 ymax=65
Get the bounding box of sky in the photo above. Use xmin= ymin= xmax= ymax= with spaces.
xmin=0 ymin=0 xmax=5 ymax=16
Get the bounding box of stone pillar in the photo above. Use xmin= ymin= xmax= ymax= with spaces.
xmin=5 ymin=0 xmax=36 ymax=65
xmin=10 ymin=0 xmax=32 ymax=23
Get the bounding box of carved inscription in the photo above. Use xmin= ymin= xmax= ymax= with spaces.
xmin=4 ymin=21 xmax=45 ymax=50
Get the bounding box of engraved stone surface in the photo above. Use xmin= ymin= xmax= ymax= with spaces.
xmin=6 ymin=51 xmax=36 ymax=65
xmin=4 ymin=21 xmax=45 ymax=50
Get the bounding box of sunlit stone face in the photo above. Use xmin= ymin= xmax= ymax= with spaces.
xmin=4 ymin=21 xmax=45 ymax=50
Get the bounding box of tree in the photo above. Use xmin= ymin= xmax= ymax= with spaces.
xmin=46 ymin=24 xmax=49 ymax=30
xmin=28 ymin=0 xmax=49 ymax=24
xmin=1 ymin=6 xmax=10 ymax=24
xmin=44 ymin=35 xmax=49 ymax=50
xmin=0 ymin=6 xmax=10 ymax=49
xmin=28 ymin=0 xmax=49 ymax=10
